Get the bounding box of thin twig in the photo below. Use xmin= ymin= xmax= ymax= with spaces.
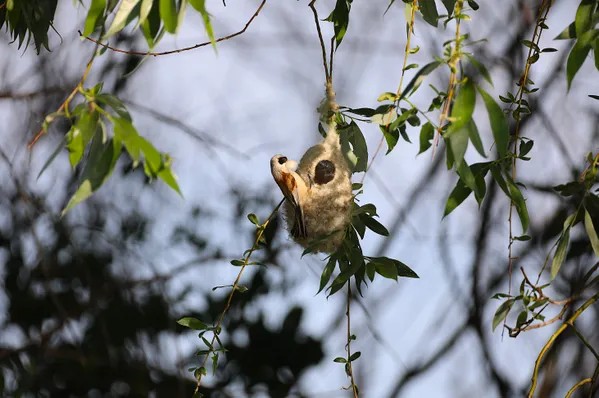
xmin=308 ymin=0 xmax=330 ymax=83
xmin=27 ymin=59 xmax=94 ymax=149
xmin=346 ymin=284 xmax=359 ymax=398
xmin=504 ymin=0 xmax=553 ymax=335
xmin=528 ymin=293 xmax=599 ymax=397
xmin=81 ymin=0 xmax=267 ymax=57
xmin=432 ymin=0 xmax=463 ymax=158
xmin=193 ymin=199 xmax=284 ymax=395
xmin=361 ymin=0 xmax=418 ymax=184
xmin=565 ymin=378 xmax=592 ymax=398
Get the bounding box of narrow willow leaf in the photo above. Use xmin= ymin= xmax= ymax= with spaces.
xmin=555 ymin=13 xmax=599 ymax=40
xmin=490 ymin=165 xmax=510 ymax=197
xmin=575 ymin=0 xmax=595 ymax=38
xmin=477 ymin=86 xmax=509 ymax=159
xmin=585 ymin=209 xmax=599 ymax=258
xmin=467 ymin=119 xmax=486 ymax=157
xmin=104 ymin=0 xmax=141 ymax=38
xmin=67 ymin=110 xmax=99 ymax=167
xmin=464 ymin=53 xmax=493 ymax=86
xmin=506 ymin=176 xmax=529 ymax=233
xmin=373 ymin=260 xmax=398 ymax=281
xmin=324 ymin=0 xmax=351 ymax=49
xmin=189 ymin=0 xmax=216 ymax=51
xmin=566 ymin=29 xmax=599 ymax=90
xmin=160 ymin=0 xmax=178 ymax=33
xmin=318 ymin=256 xmax=337 ymax=294
xmin=37 ymin=135 xmax=68 ymax=180
xmin=361 ymin=215 xmax=389 ymax=236
xmin=418 ymin=122 xmax=434 ymax=155
xmin=492 ymin=298 xmax=514 ymax=331
xmin=441 ymin=0 xmax=456 ymax=17
xmin=446 ymin=123 xmax=469 ymax=169
xmin=62 ymin=135 xmax=122 ymax=215
xmin=420 ymin=0 xmax=439 ymax=27
xmin=551 ymin=227 xmax=570 ymax=280
xmin=446 ymin=79 xmax=476 ymax=136
xmin=398 ymin=61 xmax=442 ymax=102
xmin=113 ymin=117 xmax=141 ymax=163
xmin=346 ymin=121 xmax=368 ymax=173
xmin=444 ymin=179 xmax=472 ymax=217
xmin=84 ymin=0 xmax=107 ymax=36
xmin=136 ymin=0 xmax=154 ymax=27
xmin=380 ymin=125 xmax=399 ymax=154
xmin=177 ymin=317 xmax=208 ymax=330
xmin=593 ymin=37 xmax=599 ymax=70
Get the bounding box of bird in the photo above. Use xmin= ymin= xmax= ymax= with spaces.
xmin=270 ymin=154 xmax=309 ymax=238
xmin=270 ymin=130 xmax=353 ymax=253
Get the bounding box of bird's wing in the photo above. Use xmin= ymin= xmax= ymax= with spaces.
xmin=281 ymin=172 xmax=307 ymax=238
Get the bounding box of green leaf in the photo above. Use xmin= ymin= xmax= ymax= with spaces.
xmin=477 ymin=86 xmax=509 ymax=159
xmin=506 ymin=175 xmax=529 ymax=233
xmin=566 ymin=29 xmax=599 ymax=90
xmin=247 ymin=213 xmax=259 ymax=225
xmin=551 ymin=227 xmax=570 ymax=280
xmin=575 ymin=0 xmax=595 ymax=38
xmin=361 ymin=215 xmax=389 ymax=236
xmin=36 ymin=135 xmax=68 ymax=181
xmin=62 ymin=134 xmax=122 ymax=215
xmin=365 ymin=261 xmax=375 ymax=282
xmin=177 ymin=317 xmax=208 ymax=330
xmin=513 ymin=235 xmax=531 ymax=241
xmin=136 ymin=0 xmax=154 ymax=27
xmin=556 ymin=12 xmax=599 ymax=40
xmin=368 ymin=256 xmax=418 ymax=278
xmin=464 ymin=53 xmax=493 ymax=86
xmin=515 ymin=310 xmax=528 ymax=328
xmin=84 ymin=0 xmax=107 ymax=36
xmin=346 ymin=121 xmax=368 ymax=173
xmin=67 ymin=110 xmax=99 ymax=167
xmin=446 ymin=79 xmax=475 ymax=136
xmin=380 ymin=125 xmax=399 ymax=154
xmin=334 ymin=357 xmax=347 ymax=363
xmin=585 ymin=208 xmax=599 ymax=258
xmin=349 ymin=351 xmax=361 ymax=362
xmin=444 ymin=179 xmax=472 ymax=217
xmin=519 ymin=139 xmax=534 ymax=158
xmin=104 ymin=0 xmax=141 ymax=38
xmin=373 ymin=259 xmax=398 ymax=281
xmin=189 ymin=0 xmax=216 ymax=51
xmin=324 ymin=0 xmax=351 ymax=49
xmin=445 ymin=123 xmax=469 ymax=169
xmin=419 ymin=0 xmax=438 ymax=27
xmin=318 ymin=256 xmax=337 ymax=294
xmin=441 ymin=0 xmax=456 ymax=17
xmin=113 ymin=117 xmax=141 ymax=163
xmin=399 ymin=61 xmax=442 ymax=102
xmin=160 ymin=0 xmax=178 ymax=33
xmin=418 ymin=122 xmax=434 ymax=155
xmin=467 ymin=119 xmax=486 ymax=157
xmin=230 ymin=259 xmax=245 ymax=266
xmin=592 ymin=38 xmax=599 ymax=70
xmin=492 ymin=298 xmax=514 ymax=331
xmin=141 ymin=0 xmax=162 ymax=46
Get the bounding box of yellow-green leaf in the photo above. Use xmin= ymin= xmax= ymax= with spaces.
xmin=585 ymin=209 xmax=599 ymax=258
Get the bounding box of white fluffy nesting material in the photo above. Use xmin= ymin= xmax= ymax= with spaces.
xmin=284 ymin=128 xmax=353 ymax=253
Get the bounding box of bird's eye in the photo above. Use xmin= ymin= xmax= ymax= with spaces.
xmin=278 ymin=156 xmax=288 ymax=165
xmin=314 ymin=160 xmax=335 ymax=184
